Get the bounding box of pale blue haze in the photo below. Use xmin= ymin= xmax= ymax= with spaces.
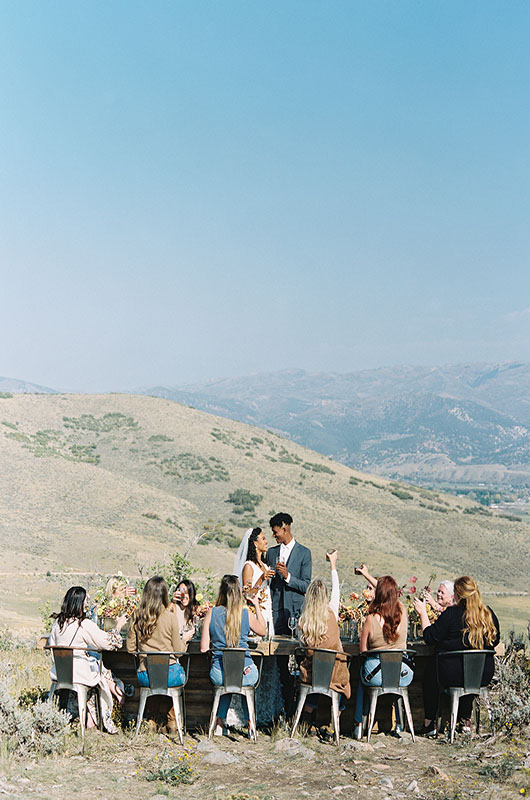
xmin=1 ymin=1 xmax=529 ymax=391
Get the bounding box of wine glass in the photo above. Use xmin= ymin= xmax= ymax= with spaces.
xmin=288 ymin=613 xmax=297 ymax=640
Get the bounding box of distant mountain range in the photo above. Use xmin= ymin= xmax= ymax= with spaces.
xmin=135 ymin=362 xmax=530 ymax=488
xmin=0 ymin=377 xmax=57 ymax=394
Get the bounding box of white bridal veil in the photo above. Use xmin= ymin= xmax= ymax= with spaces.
xmin=233 ymin=528 xmax=254 ymax=583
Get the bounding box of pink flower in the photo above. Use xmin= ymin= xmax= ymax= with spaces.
xmin=410 ymin=586 xmax=417 ymax=593
xmin=410 ymin=576 xmax=418 ymax=583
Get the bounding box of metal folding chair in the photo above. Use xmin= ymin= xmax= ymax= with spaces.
xmin=437 ymin=649 xmax=493 ymax=743
xmin=47 ymin=646 xmax=103 ymax=739
xmin=134 ymin=651 xmax=190 ymax=744
xmin=361 ymin=649 xmax=416 ymax=742
xmin=290 ymin=647 xmax=352 ymax=746
xmin=207 ymin=648 xmax=264 ymax=742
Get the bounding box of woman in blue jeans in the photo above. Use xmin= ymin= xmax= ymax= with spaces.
xmin=354 ymin=575 xmax=413 ymax=738
xmin=201 ymin=574 xmax=266 ymax=735
xmin=127 ymin=576 xmax=186 ymax=731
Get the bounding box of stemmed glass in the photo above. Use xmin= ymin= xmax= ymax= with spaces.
xmin=288 ymin=613 xmax=298 ymax=640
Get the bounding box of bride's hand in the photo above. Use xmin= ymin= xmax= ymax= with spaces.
xmin=262 ymin=567 xmax=274 ymax=580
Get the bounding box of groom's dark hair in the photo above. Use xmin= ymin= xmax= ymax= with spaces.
xmin=269 ymin=512 xmax=293 ymax=528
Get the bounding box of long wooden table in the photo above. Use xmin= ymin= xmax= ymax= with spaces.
xmin=103 ymin=637 xmax=434 ymax=731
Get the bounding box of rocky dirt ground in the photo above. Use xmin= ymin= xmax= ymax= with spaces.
xmin=1 ymin=722 xmax=530 ymax=800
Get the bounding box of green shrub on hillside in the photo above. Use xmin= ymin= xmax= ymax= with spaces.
xmin=391 ymin=489 xmax=414 ymax=500
xmin=302 ymin=461 xmax=335 ymax=474
xmin=349 ymin=476 xmax=361 ymax=485
xmin=0 ymin=392 xmax=13 ymax=399
xmin=63 ymin=412 xmax=139 ymax=432
xmin=148 ymin=434 xmax=174 ymax=443
xmin=160 ymin=452 xmax=229 ymax=482
xmin=226 ymin=489 xmax=263 ymax=515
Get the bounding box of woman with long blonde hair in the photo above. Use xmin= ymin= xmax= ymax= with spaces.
xmin=414 ymin=575 xmax=500 ymax=736
xmin=201 ymin=574 xmax=266 ymax=735
xmin=297 ymin=551 xmax=350 ymax=736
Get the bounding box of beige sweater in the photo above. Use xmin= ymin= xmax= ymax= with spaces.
xmin=126 ymin=608 xmax=184 ymax=667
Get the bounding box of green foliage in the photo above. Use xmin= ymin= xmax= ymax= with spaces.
xmin=365 ymin=480 xmax=385 ymax=490
xmin=18 ymin=686 xmax=48 ymax=709
xmin=39 ymin=602 xmax=54 ymax=633
xmin=142 ymin=511 xmax=160 ymax=520
xmin=0 ymin=628 xmax=18 ymax=651
xmin=148 ymin=434 xmax=174 ymax=442
xmin=69 ymin=443 xmax=100 ymax=464
xmin=63 ymin=412 xmax=139 ymax=432
xmin=477 ymin=754 xmax=519 ymax=781
xmin=0 ymin=679 xmax=70 ymax=756
xmin=0 ymin=392 xmax=13 ymax=399
xmin=149 ymin=552 xmax=196 ymax=590
xmin=489 ymin=628 xmax=530 ymax=733
xmin=278 ymin=447 xmax=302 ymax=464
xmin=463 ymin=506 xmax=493 ymax=516
xmin=1 ymin=420 xmax=17 ymax=429
xmin=226 ymin=489 xmax=263 ymax=514
xmin=500 ymin=514 xmax=522 ymax=522
xmin=144 ymin=750 xmax=196 ymax=785
xmin=159 ymin=452 xmax=229 ymax=482
xmin=349 ymin=475 xmax=361 ymax=485
xmin=301 ymin=461 xmax=335 ymax=474
xmin=165 ymin=517 xmax=183 ymax=530
xmin=391 ymin=488 xmax=414 ymax=500
xmin=200 ymin=520 xmax=241 ymax=548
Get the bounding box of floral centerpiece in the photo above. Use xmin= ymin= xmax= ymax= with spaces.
xmin=399 ymin=574 xmax=437 ymax=638
xmin=93 ymin=574 xmax=140 ymax=631
xmin=338 ymin=588 xmax=373 ymax=640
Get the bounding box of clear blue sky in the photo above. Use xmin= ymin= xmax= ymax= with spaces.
xmin=1 ymin=1 xmax=529 ymax=391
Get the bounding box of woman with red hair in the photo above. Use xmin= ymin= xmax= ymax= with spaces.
xmin=353 ymin=575 xmax=412 ymax=738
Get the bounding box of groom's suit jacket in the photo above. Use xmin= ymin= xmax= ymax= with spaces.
xmin=266 ymin=542 xmax=312 ymax=634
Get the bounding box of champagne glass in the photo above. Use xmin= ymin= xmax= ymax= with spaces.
xmin=288 ymin=613 xmax=297 ymax=640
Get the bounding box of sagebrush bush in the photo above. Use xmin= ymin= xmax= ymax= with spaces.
xmin=0 ymin=678 xmax=70 ymax=756
xmin=489 ymin=629 xmax=530 ymax=734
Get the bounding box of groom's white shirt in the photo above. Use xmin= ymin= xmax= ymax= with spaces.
xmin=280 ymin=538 xmax=296 ymax=584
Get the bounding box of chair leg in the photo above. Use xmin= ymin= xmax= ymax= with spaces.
xmin=135 ymin=689 xmax=149 ymax=738
xmin=172 ymin=693 xmax=184 ymax=746
xmin=208 ymin=690 xmax=222 ymax=739
xmin=473 ymin=696 xmax=480 ymax=736
xmin=401 ymin=690 xmax=415 ymax=743
xmin=244 ymin=689 xmax=257 ymax=742
xmin=366 ymin=690 xmax=378 ymax=743
xmin=290 ymin=686 xmax=309 ymax=739
xmin=48 ymin=683 xmax=57 ymax=704
xmin=449 ymin=691 xmax=459 ymax=744
xmin=76 ymin=686 xmax=88 ymax=740
xmin=331 ymin=691 xmax=340 ymax=746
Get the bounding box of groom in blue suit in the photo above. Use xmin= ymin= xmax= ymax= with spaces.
xmin=266 ymin=512 xmax=312 ymax=716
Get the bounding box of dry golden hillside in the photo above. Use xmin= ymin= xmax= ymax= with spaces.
xmin=1 ymin=393 xmax=528 ymax=633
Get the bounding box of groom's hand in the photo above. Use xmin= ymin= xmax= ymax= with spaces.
xmin=276 ymin=561 xmax=288 ymax=579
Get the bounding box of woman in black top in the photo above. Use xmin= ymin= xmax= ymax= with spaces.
xmin=413 ymin=575 xmax=500 ymax=736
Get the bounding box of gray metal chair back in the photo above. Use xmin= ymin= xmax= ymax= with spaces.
xmin=145 ymin=653 xmax=172 ymax=692
xmin=290 ymin=647 xmax=352 ymax=746
xmin=360 ymin=649 xmax=416 ymax=743
xmin=437 ymin=649 xmax=491 ymax=742
xmin=52 ymin=647 xmax=75 ymax=685
xmin=207 ymin=648 xmax=264 ymax=742
xmin=134 ymin=651 xmax=190 ymax=744
xmin=379 ymin=650 xmax=404 ymax=690
xmin=311 ymin=648 xmax=337 ymax=692
xmin=46 ymin=646 xmax=103 ymax=742
xmin=221 ymin=648 xmax=247 ymax=692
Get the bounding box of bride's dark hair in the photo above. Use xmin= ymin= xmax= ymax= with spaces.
xmin=246 ymin=528 xmax=263 ymax=564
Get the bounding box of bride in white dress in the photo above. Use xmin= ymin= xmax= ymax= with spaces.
xmin=230 ymin=527 xmax=283 ymax=725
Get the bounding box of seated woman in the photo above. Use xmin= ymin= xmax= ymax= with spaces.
xmin=413 ymin=575 xmax=500 ymax=736
xmin=423 ymin=580 xmax=455 ymax=616
xmin=48 ymin=586 xmax=127 ymax=734
xmin=127 ymin=576 xmax=186 ymax=733
xmin=201 ymin=574 xmax=266 ymax=736
xmin=169 ymin=579 xmax=199 ymax=644
xmin=297 ymin=550 xmax=351 ymax=735
xmin=354 ymin=575 xmax=413 ymax=739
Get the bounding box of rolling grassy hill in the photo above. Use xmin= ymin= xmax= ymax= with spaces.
xmin=1 ymin=392 xmax=528 ymax=633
